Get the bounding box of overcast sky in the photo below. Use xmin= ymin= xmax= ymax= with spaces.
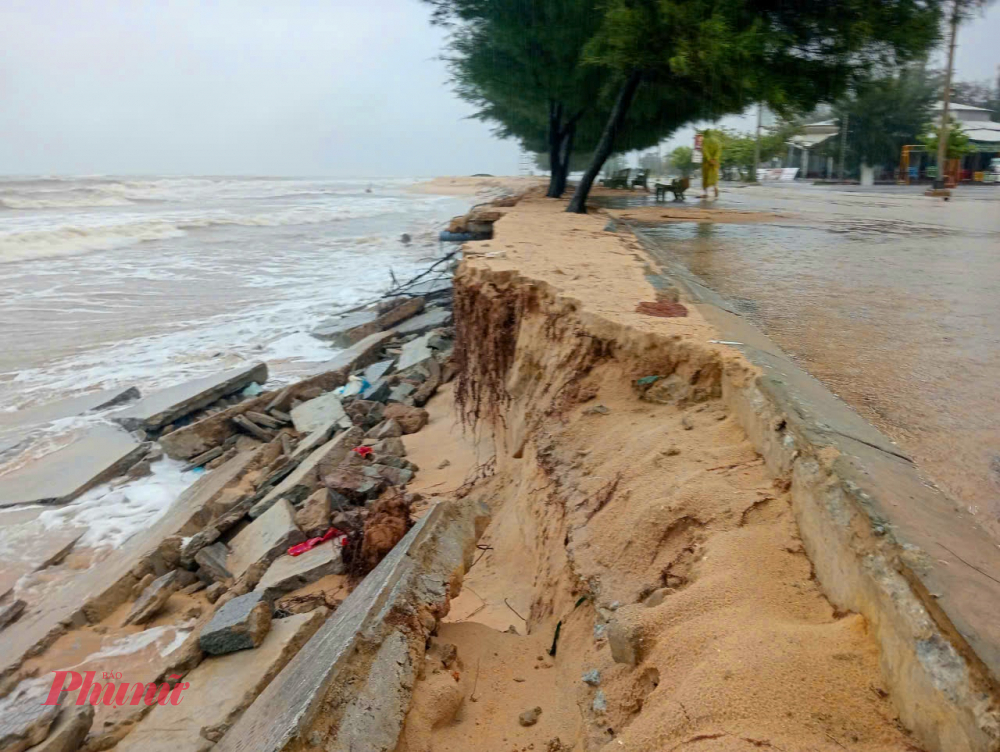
xmin=2 ymin=0 xmax=997 ymax=177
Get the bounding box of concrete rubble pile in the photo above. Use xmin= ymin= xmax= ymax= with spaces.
xmin=0 ymin=269 xmax=478 ymax=752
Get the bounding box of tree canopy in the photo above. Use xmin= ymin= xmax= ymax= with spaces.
xmin=563 ymin=0 xmax=943 ymax=211
xmin=922 ymin=116 xmax=975 ymax=159
xmin=668 ymin=146 xmax=694 ymax=177
xmin=424 ymin=0 xmax=947 ymax=211
xmin=824 ymin=67 xmax=937 ymax=172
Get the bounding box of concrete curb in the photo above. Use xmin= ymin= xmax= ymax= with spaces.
xmin=215 ymin=498 xmax=489 ymax=752
xmin=629 ymin=222 xmax=1000 ymax=752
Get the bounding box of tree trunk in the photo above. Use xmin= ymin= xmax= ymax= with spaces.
xmin=553 ymin=122 xmax=576 ymax=197
xmin=546 ymin=101 xmax=564 ymax=198
xmin=567 ymin=71 xmax=642 ymax=214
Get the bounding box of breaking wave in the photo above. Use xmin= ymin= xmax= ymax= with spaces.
xmin=0 ymin=201 xmax=403 ymax=263
xmin=0 ymin=193 xmax=135 ymax=209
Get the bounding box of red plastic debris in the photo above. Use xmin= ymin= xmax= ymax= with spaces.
xmin=288 ymin=527 xmax=346 ymax=556
xmin=353 ymin=445 xmax=373 ymax=458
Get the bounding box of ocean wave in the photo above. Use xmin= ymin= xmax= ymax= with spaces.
xmin=0 ymin=193 xmax=135 ymax=209
xmin=0 ymin=201 xmax=407 ymax=263
xmin=0 ymin=176 xmax=421 ymax=207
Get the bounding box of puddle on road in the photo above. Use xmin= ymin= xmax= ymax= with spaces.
xmin=623 ymin=206 xmax=1000 ymax=542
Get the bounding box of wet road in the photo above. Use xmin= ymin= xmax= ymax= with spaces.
xmin=605 ymin=184 xmax=1000 ymax=542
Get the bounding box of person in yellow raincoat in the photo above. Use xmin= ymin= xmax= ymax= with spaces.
xmin=700 ymin=130 xmax=722 ymax=199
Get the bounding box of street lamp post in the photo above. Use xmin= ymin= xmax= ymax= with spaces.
xmin=839 ymin=111 xmax=849 ymax=182
xmin=752 ymin=103 xmax=763 ymax=182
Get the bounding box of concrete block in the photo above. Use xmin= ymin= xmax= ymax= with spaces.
xmin=396 ymin=334 xmax=435 ymax=372
xmin=113 ymin=362 xmax=268 ymax=432
xmin=250 ymin=427 xmax=364 ymax=518
xmin=361 ymin=378 xmax=391 ymax=403
xmin=290 ymin=421 xmax=337 ymax=459
xmin=362 ymin=359 xmax=396 ymax=384
xmin=195 ymin=543 xmax=233 ymax=584
xmin=228 ymin=499 xmax=305 ymax=580
xmin=256 ymin=544 xmax=345 ymax=601
xmin=123 ymin=570 xmax=179 ymax=626
xmin=391 ymin=307 xmax=452 ymax=338
xmin=200 ymin=591 xmax=272 ymax=655
xmin=290 ymin=393 xmax=347 ymax=435
xmin=313 ymin=298 xmax=424 ymax=348
xmin=307 ymin=330 xmax=397 ymax=379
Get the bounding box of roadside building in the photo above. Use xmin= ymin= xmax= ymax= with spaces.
xmin=788 ymin=102 xmax=1000 ymax=182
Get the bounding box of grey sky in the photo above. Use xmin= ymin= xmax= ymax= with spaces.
xmin=1 ymin=0 xmax=997 ymax=177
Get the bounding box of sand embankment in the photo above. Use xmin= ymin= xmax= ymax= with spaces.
xmin=397 ymin=193 xmax=1000 ymax=752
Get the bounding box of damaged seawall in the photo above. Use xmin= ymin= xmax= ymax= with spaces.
xmin=441 ymin=200 xmax=1000 ymax=752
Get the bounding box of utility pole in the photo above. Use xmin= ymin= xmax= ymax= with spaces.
xmin=752 ymin=103 xmax=763 ymax=182
xmin=839 ymin=111 xmax=849 ymax=182
xmin=935 ymin=0 xmax=961 ymax=189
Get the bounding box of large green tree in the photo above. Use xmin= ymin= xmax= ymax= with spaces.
xmin=429 ymin=0 xmax=707 ymax=198
xmin=668 ymin=146 xmax=693 ymax=177
xmin=822 ymin=68 xmax=937 ymax=173
xmin=564 ymin=0 xmax=944 ymax=212
xmin=436 ymin=0 xmax=603 ymax=197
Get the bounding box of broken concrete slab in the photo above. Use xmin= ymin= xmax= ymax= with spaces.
xmin=0 ymin=387 xmax=140 ymax=430
xmin=250 ymin=428 xmax=364 ymax=519
xmin=402 ymin=278 xmax=452 ymax=302
xmin=116 ymin=610 xmax=325 ymax=752
xmin=361 ymin=378 xmax=391 ymax=403
xmin=0 ymin=450 xmax=259 ymax=681
xmin=227 ymin=499 xmax=305 ymax=581
xmin=290 ymin=393 xmax=347 ymax=435
xmin=123 ymin=570 xmax=179 ymax=626
xmin=306 ymin=330 xmax=397 ymax=379
xmin=161 ymin=333 xmax=396 ymax=463
xmin=195 ymin=543 xmax=233 ymax=584
xmin=311 ymin=309 xmax=379 ymax=345
xmin=0 ymin=679 xmax=62 ymax=752
xmin=392 ymin=307 xmax=453 ymax=338
xmin=200 ymin=591 xmax=272 ymax=655
xmin=0 ymin=599 xmax=26 ymax=631
xmin=180 ymin=527 xmax=222 ymax=567
xmin=387 ymin=383 xmax=416 ymax=404
xmin=113 ymin=362 xmax=268 ymax=432
xmin=159 ymin=390 xmax=279 ymax=461
xmin=313 ymin=298 xmax=424 ymax=348
xmin=214 ymin=499 xmax=488 ymax=752
xmin=366 ymin=418 xmax=402 ymax=440
xmin=323 ymin=465 xmax=386 ymax=503
xmin=290 ymin=421 xmax=337 ymax=460
xmin=362 ymin=359 xmax=396 ymax=384
xmin=0 ymin=425 xmax=146 ymax=508
xmin=294 ymin=489 xmax=332 ymax=538
xmin=28 ymin=703 xmax=94 ymax=752
xmin=396 ymin=333 xmax=435 ymax=372
xmin=256 ymin=544 xmax=345 ymax=601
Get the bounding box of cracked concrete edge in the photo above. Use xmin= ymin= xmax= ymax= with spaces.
xmin=628 ymin=222 xmax=1000 ymax=752
xmin=214 ymin=497 xmax=490 ymax=752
